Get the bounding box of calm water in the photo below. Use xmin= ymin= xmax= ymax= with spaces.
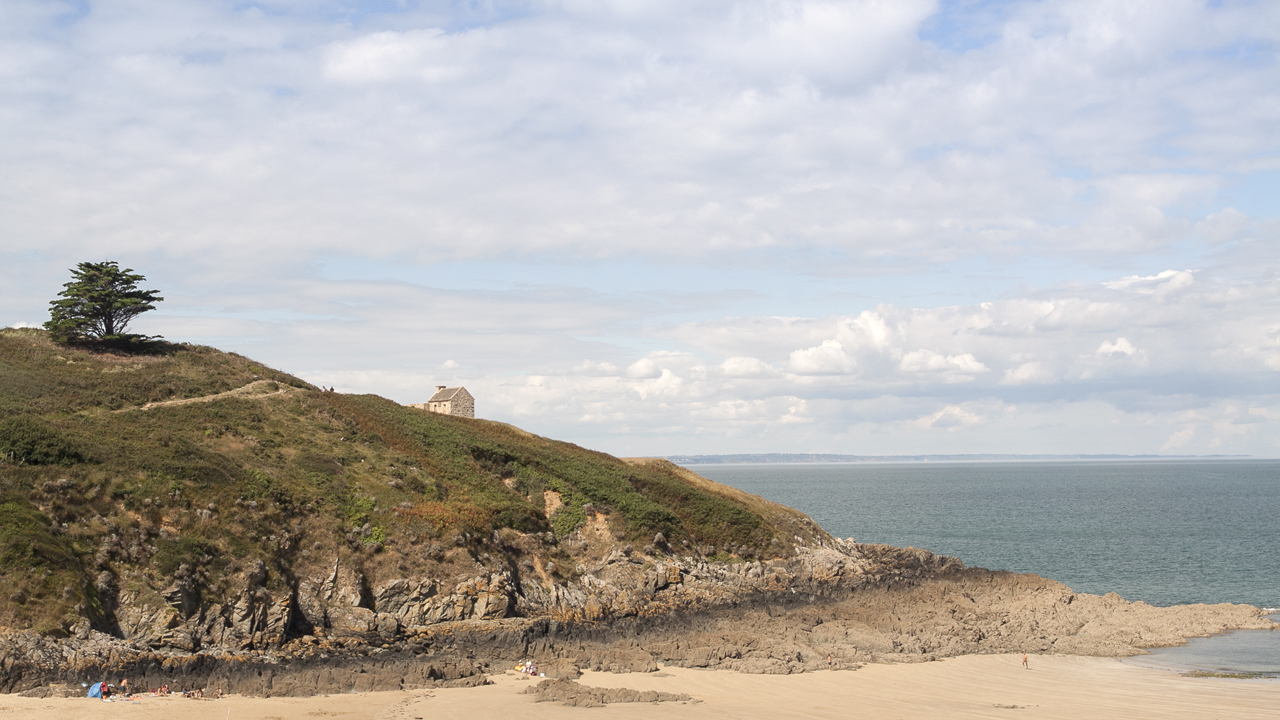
xmin=691 ymin=459 xmax=1280 ymax=673
xmin=1141 ymin=616 xmax=1280 ymax=675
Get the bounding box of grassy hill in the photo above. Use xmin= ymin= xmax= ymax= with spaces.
xmin=0 ymin=328 xmax=827 ymax=637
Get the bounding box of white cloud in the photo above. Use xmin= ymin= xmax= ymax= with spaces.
xmin=787 ymin=339 xmax=856 ymax=375
xmin=916 ymin=405 xmax=983 ymax=432
xmin=778 ymin=398 xmax=812 ymax=425
xmin=719 ymin=356 xmax=776 ymax=377
xmin=323 ymin=29 xmax=455 ymax=83
xmin=899 ymin=349 xmax=989 ymax=380
xmin=1161 ymin=427 xmax=1196 ymax=452
xmin=1001 ymin=361 xmax=1055 ymax=385
xmin=1095 ymin=338 xmax=1137 ymax=357
xmin=573 ymin=360 xmax=620 ymax=376
xmin=1103 ymin=269 xmax=1195 ymax=300
xmin=626 ymin=357 xmax=662 ymax=379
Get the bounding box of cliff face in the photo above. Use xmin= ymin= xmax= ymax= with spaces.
xmin=0 ymin=540 xmax=1268 ymax=697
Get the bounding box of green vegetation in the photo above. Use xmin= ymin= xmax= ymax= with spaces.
xmin=44 ymin=261 xmax=163 ymax=345
xmin=322 ymin=393 xmax=774 ymax=547
xmin=0 ymin=494 xmax=101 ymax=635
xmin=0 ymin=327 xmax=810 ymax=635
xmin=0 ymin=416 xmax=84 ymax=465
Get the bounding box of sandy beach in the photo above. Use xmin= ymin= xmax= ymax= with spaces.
xmin=3 ymin=654 xmax=1275 ymax=720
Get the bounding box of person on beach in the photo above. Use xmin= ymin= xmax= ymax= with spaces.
xmin=827 ymin=654 xmax=833 ymax=670
xmin=119 ymin=678 xmax=130 ymax=698
xmin=1022 ymin=653 xmax=1029 ymax=669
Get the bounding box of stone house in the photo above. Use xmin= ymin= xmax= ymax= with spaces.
xmin=410 ymin=386 xmax=475 ymax=418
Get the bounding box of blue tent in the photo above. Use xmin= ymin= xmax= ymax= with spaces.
xmin=87 ymin=682 xmax=104 ymax=699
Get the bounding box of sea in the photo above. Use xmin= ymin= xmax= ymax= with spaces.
xmin=689 ymin=459 xmax=1280 ymax=675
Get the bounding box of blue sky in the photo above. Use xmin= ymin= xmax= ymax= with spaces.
xmin=3 ymin=0 xmax=1279 ymax=456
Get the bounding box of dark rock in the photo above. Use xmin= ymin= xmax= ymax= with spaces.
xmin=522 ymin=678 xmax=691 ymax=706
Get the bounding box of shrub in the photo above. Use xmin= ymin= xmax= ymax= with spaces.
xmin=0 ymin=417 xmax=83 ymax=465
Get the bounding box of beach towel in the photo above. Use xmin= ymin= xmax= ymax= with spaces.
xmin=87 ymin=682 xmax=103 ymax=699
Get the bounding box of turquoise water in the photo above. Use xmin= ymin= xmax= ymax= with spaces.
xmin=690 ymin=459 xmax=1280 ymax=673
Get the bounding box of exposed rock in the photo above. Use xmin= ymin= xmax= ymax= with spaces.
xmin=0 ymin=536 xmax=1270 ymax=696
xmin=522 ymin=678 xmax=692 ymax=707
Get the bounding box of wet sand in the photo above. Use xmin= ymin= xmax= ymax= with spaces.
xmin=3 ymin=654 xmax=1276 ymax=720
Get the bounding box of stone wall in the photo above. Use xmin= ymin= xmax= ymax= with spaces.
xmin=447 ymin=390 xmax=474 ymax=418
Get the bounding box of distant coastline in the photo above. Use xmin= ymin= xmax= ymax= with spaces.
xmin=667 ymin=453 xmax=1252 ymax=465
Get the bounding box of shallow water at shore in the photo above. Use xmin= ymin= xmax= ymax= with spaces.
xmin=1137 ymin=616 xmax=1280 ymax=676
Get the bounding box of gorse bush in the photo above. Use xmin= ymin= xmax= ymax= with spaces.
xmin=0 ymin=417 xmax=83 ymax=465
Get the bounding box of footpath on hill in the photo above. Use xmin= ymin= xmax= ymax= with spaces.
xmin=114 ymin=378 xmax=301 ymax=411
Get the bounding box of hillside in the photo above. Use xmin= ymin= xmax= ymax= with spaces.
xmin=0 ymin=328 xmax=829 ymax=642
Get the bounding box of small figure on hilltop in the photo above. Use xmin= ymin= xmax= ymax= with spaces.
xmin=44 ymin=261 xmax=163 ymax=346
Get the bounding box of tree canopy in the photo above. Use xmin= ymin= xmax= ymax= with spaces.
xmin=44 ymin=261 xmax=163 ymax=343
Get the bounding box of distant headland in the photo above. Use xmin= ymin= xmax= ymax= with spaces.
xmin=667 ymin=453 xmax=1252 ymax=464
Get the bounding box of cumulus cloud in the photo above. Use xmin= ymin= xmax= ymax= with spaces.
xmin=916 ymin=405 xmax=983 ymax=431
xmin=1001 ymin=361 xmax=1055 ymax=386
xmin=899 ymin=350 xmax=989 ymax=381
xmin=719 ymin=356 xmax=776 ymax=377
xmin=787 ymin=339 xmax=856 ymax=375
xmin=626 ymin=358 xmax=663 ymax=379
xmin=1096 ymin=338 xmax=1138 ymax=357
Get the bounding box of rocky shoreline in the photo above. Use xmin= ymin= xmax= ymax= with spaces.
xmin=3 ymin=540 xmax=1269 ymax=697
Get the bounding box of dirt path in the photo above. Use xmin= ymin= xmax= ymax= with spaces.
xmin=117 ymin=379 xmax=301 ymax=412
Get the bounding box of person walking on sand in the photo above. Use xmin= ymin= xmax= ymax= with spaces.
xmin=1022 ymin=653 xmax=1029 ymax=669
xmin=827 ymin=654 xmax=833 ymax=670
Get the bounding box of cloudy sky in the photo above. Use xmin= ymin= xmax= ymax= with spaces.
xmin=3 ymin=0 xmax=1278 ymax=457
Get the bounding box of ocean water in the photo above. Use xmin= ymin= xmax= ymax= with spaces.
xmin=690 ymin=459 xmax=1280 ymax=673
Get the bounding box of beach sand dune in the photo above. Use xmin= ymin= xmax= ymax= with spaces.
xmin=3 ymin=655 xmax=1275 ymax=720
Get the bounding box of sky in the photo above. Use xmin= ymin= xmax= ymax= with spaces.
xmin=2 ymin=0 xmax=1278 ymax=457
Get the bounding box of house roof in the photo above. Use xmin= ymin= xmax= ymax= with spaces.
xmin=428 ymin=386 xmax=469 ymax=402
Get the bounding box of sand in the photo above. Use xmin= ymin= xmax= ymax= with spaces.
xmin=3 ymin=655 xmax=1275 ymax=720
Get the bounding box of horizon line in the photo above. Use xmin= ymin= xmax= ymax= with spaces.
xmin=665 ymin=453 xmax=1261 ymax=465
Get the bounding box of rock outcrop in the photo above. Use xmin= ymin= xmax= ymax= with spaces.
xmin=1 ymin=538 xmax=1270 ymax=696
xmin=522 ymin=678 xmax=692 ymax=707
